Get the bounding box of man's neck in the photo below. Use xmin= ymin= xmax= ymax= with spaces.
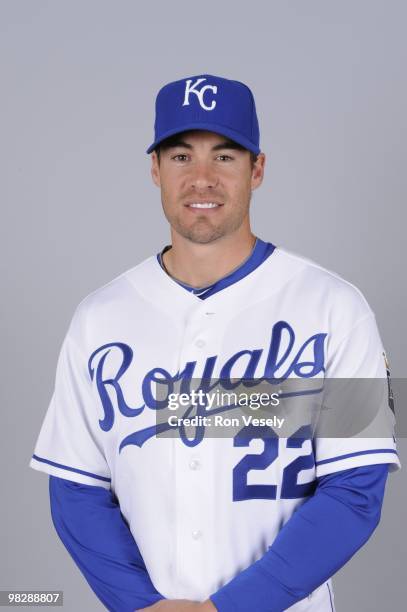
xmin=162 ymin=230 xmax=257 ymax=288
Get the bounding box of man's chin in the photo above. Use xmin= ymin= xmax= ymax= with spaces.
xmin=178 ymin=225 xmax=225 ymax=245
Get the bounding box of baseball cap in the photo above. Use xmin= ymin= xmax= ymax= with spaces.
xmin=146 ymin=74 xmax=260 ymax=155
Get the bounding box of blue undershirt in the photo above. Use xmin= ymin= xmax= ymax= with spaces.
xmin=49 ymin=237 xmax=390 ymax=611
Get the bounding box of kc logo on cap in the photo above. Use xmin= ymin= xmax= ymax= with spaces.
xmin=182 ymin=78 xmax=218 ymax=111
xmin=146 ymin=73 xmax=261 ymax=155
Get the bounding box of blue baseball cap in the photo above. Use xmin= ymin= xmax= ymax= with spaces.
xmin=146 ymin=74 xmax=260 ymax=155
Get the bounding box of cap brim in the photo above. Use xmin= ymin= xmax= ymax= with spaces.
xmin=146 ymin=122 xmax=260 ymax=155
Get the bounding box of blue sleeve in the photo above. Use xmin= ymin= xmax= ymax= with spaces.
xmin=49 ymin=475 xmax=165 ymax=612
xmin=210 ymin=464 xmax=389 ymax=612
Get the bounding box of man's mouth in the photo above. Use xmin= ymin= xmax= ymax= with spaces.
xmin=185 ymin=201 xmax=223 ymax=209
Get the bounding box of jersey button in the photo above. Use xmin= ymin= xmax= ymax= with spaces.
xmin=192 ymin=530 xmax=202 ymax=540
xmin=189 ymin=459 xmax=200 ymax=470
xmin=195 ymin=339 xmax=206 ymax=348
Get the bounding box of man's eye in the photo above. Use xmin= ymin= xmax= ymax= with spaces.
xmin=217 ymin=155 xmax=233 ymax=161
xmin=172 ymin=154 xmax=189 ymax=161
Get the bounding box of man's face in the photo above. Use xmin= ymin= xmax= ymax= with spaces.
xmin=151 ymin=130 xmax=265 ymax=244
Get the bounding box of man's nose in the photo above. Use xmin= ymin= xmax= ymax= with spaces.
xmin=189 ymin=161 xmax=219 ymax=190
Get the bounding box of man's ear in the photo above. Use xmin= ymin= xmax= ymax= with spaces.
xmin=151 ymin=151 xmax=161 ymax=187
xmin=251 ymin=152 xmax=266 ymax=191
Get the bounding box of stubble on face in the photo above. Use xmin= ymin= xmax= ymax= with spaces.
xmin=160 ymin=185 xmax=252 ymax=245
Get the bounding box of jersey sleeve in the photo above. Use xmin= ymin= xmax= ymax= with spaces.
xmin=29 ymin=311 xmax=112 ymax=489
xmin=314 ymin=310 xmax=400 ymax=477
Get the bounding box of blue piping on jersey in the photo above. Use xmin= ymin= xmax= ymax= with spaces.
xmin=157 ymin=237 xmax=276 ymax=299
xmin=316 ymin=448 xmax=398 ymax=466
xmin=32 ymin=454 xmax=111 ymax=482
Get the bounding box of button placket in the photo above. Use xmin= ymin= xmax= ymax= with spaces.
xmin=177 ymin=307 xmax=221 ymax=367
xmin=172 ymin=307 xmax=221 ymax=586
xmin=189 ymin=458 xmax=201 ymax=470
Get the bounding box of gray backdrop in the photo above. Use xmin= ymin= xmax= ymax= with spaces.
xmin=1 ymin=1 xmax=406 ymax=610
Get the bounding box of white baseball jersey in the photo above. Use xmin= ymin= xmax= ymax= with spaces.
xmin=29 ymin=246 xmax=400 ymax=611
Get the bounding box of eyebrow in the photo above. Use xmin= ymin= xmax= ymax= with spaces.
xmin=162 ymin=139 xmax=245 ymax=152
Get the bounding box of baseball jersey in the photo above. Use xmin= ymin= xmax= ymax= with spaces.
xmin=29 ymin=244 xmax=400 ymax=610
